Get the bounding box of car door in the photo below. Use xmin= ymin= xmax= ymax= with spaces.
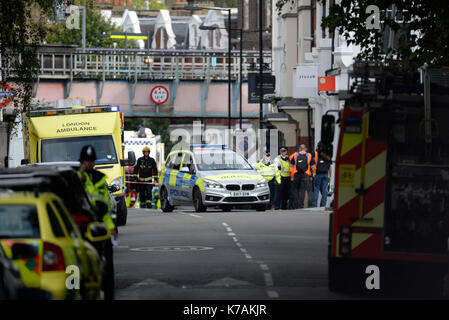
xmin=177 ymin=152 xmax=196 ymax=203
xmin=162 ymin=152 xmax=184 ymax=203
xmin=47 ymin=200 xmax=81 ymax=276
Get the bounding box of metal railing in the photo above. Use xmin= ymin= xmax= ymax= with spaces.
xmin=5 ymin=48 xmax=272 ymax=81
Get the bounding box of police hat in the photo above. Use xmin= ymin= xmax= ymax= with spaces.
xmin=79 ymin=145 xmax=97 ymax=162
xmin=280 ymin=147 xmax=287 ymax=152
xmin=265 ymin=151 xmax=271 ymax=156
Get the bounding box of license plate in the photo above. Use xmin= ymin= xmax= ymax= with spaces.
xmin=231 ymin=191 xmax=250 ymax=196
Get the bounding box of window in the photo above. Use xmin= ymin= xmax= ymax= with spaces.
xmin=173 ymin=152 xmax=183 ymax=171
xmin=53 ymin=200 xmax=78 ymax=239
xmin=181 ymin=153 xmax=195 ymax=174
xmin=0 ymin=205 xmax=40 ymax=239
xmin=165 ymin=153 xmax=176 ymax=169
xmin=41 ymin=135 xmax=118 ymax=165
xmin=47 ymin=204 xmax=66 ymax=238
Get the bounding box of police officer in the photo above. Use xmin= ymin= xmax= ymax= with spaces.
xmin=312 ymin=141 xmax=332 ymax=207
xmin=78 ymin=145 xmax=117 ymax=236
xmin=255 ymin=152 xmax=281 ymax=209
xmin=274 ymin=147 xmax=291 ymax=210
xmin=77 ymin=145 xmax=116 ymax=300
xmin=134 ymin=146 xmax=158 ymax=209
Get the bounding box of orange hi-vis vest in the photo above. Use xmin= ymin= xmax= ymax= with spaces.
xmin=290 ymin=151 xmax=312 ymax=180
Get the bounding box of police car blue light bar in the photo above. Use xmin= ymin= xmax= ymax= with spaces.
xmin=110 ymin=106 xmax=120 ymax=112
xmin=189 ymin=144 xmax=227 ymax=150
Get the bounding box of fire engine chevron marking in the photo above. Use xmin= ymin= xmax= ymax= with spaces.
xmin=338 ymin=150 xmax=386 ymax=208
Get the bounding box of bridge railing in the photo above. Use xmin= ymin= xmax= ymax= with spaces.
xmin=29 ymin=48 xmax=272 ymax=81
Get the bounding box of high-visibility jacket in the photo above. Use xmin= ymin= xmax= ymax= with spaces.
xmin=290 ymin=151 xmax=312 ymax=180
xmin=78 ymin=169 xmax=116 ymax=231
xmin=275 ymin=155 xmax=291 ymax=178
xmin=255 ymin=160 xmax=281 ymax=184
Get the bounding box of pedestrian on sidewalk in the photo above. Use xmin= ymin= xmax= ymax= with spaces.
xmin=312 ymin=141 xmax=332 ymax=208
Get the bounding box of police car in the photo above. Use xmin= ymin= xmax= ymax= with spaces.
xmin=159 ymin=146 xmax=270 ymax=212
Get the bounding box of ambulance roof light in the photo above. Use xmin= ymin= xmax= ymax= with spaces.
xmin=110 ymin=106 xmax=120 ymax=112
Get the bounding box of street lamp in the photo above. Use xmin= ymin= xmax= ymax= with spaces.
xmin=185 ymin=5 xmax=232 ymax=130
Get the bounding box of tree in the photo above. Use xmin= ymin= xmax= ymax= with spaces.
xmin=0 ymin=0 xmax=52 ymax=115
xmin=46 ymin=0 xmax=135 ymax=48
xmin=214 ymin=0 xmax=238 ymax=8
xmin=129 ymin=0 xmax=167 ymax=10
xmin=276 ymin=0 xmax=449 ymax=69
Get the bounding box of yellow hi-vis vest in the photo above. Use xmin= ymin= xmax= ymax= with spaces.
xmin=278 ymin=157 xmax=291 ymax=178
xmin=78 ymin=171 xmax=116 ymax=231
xmin=255 ymin=161 xmax=281 ymax=184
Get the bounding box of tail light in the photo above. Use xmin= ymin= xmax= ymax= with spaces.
xmin=73 ymin=212 xmax=91 ymax=229
xmin=339 ymin=225 xmax=352 ymax=256
xmin=43 ymin=242 xmax=65 ymax=271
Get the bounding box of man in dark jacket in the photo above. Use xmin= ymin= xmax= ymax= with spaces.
xmin=134 ymin=146 xmax=158 ymax=208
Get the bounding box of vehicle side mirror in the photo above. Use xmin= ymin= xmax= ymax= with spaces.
xmin=321 ymin=115 xmax=335 ymax=146
xmin=84 ymin=222 xmax=110 ymax=242
xmin=179 ymin=167 xmax=189 ymax=173
xmin=128 ymin=151 xmax=136 ymax=166
xmin=108 ymin=184 xmax=121 ymax=193
xmin=12 ymin=243 xmax=38 ymax=260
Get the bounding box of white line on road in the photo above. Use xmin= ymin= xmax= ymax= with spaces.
xmin=189 ymin=214 xmax=203 ymax=218
xmin=240 ymin=248 xmax=247 ymax=253
xmin=227 ymin=232 xmax=236 ymax=236
xmin=260 ymin=264 xmax=269 ymax=271
xmin=235 ymin=242 xmax=242 ymax=247
xmin=264 ymin=273 xmax=274 ymax=287
xmin=267 ymin=290 xmax=279 ymax=298
xmin=226 ymin=227 xmax=233 ymax=232
xmin=222 ymin=223 xmax=229 ymax=227
xmin=244 ymin=254 xmax=252 ymax=259
xmin=232 ymin=237 xmax=238 ymax=242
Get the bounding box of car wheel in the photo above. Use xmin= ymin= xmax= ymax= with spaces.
xmin=160 ymin=187 xmax=174 ymax=212
xmin=220 ymin=205 xmax=231 ymax=212
xmin=116 ymin=196 xmax=127 ymax=226
xmin=193 ymin=188 xmax=207 ymax=212
xmin=255 ymin=204 xmax=266 ymax=212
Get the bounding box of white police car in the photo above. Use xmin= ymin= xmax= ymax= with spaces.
xmin=159 ymin=146 xmax=270 ymax=212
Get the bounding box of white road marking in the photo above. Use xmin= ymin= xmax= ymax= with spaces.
xmin=227 ymin=232 xmax=236 ymax=236
xmin=189 ymin=214 xmax=202 ymax=218
xmin=267 ymin=290 xmax=279 ymax=298
xmin=235 ymin=242 xmax=242 ymax=247
xmin=264 ymin=273 xmax=274 ymax=287
xmin=232 ymin=237 xmax=238 ymax=242
xmin=222 ymin=223 xmax=229 ymax=227
xmin=240 ymin=248 xmax=247 ymax=253
xmin=226 ymin=227 xmax=233 ymax=232
xmin=260 ymin=264 xmax=269 ymax=271
xmin=244 ymin=254 xmax=252 ymax=259
xmin=116 ymin=246 xmax=129 ymax=249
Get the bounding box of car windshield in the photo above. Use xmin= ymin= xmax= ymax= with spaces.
xmin=0 ymin=205 xmax=40 ymax=239
xmin=41 ymin=135 xmax=118 ymax=165
xmin=194 ymin=150 xmax=253 ymax=171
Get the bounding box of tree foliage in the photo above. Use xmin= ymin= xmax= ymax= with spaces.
xmin=276 ymin=0 xmax=449 ymax=69
xmin=46 ymin=0 xmax=135 ymax=48
xmin=0 ymin=0 xmax=52 ymax=114
xmin=214 ymin=0 xmax=238 ymax=8
xmin=124 ymin=117 xmax=174 ymax=153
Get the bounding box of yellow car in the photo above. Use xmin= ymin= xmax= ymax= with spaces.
xmin=0 ymin=191 xmax=108 ymax=300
